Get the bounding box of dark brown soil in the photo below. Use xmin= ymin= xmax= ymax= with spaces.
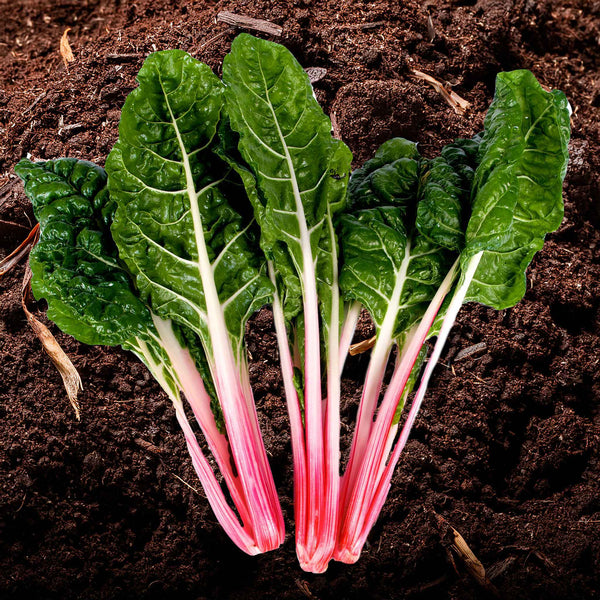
xmin=1 ymin=1 xmax=599 ymax=598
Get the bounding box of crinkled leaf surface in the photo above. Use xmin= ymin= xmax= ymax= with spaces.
xmin=348 ymin=138 xmax=420 ymax=211
xmin=106 ymin=49 xmax=272 ymax=361
xmin=463 ymin=70 xmax=571 ymax=308
xmin=340 ymin=138 xmax=473 ymax=341
xmin=16 ymin=158 xmax=152 ymax=347
xmin=340 ymin=206 xmax=449 ymax=338
xmin=417 ymin=139 xmax=478 ymax=251
xmin=222 ymin=34 xmax=352 ymax=345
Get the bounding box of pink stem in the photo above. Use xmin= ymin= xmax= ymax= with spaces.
xmin=268 ymin=263 xmax=309 ymax=563
xmin=336 ymin=261 xmax=458 ymax=563
xmin=172 ymin=401 xmax=260 ymax=555
xmin=349 ymin=252 xmax=483 ymax=558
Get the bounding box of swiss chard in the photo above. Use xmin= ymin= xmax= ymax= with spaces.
xmin=334 ymin=70 xmax=570 ymax=564
xmin=16 ymin=48 xmax=285 ymax=556
xmin=14 ymin=34 xmax=570 ymax=574
xmin=222 ymin=33 xmax=353 ymax=572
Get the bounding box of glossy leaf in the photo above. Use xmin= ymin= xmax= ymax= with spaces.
xmin=222 ymin=34 xmax=352 ymax=337
xmin=339 ymin=206 xmax=449 ymax=339
xmin=463 ymin=70 xmax=571 ymax=308
xmin=16 ymin=158 xmax=152 ymax=348
xmin=106 ymin=49 xmax=272 ymax=359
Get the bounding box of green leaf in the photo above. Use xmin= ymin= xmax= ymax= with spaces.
xmin=348 ymin=138 xmax=420 ymax=211
xmin=16 ymin=158 xmax=153 ymax=348
xmin=340 ymin=138 xmax=474 ymax=342
xmin=339 ymin=206 xmax=449 ymax=340
xmin=463 ymin=70 xmax=571 ymax=309
xmin=106 ymin=49 xmax=272 ymax=360
xmin=417 ymin=139 xmax=479 ymax=251
xmin=222 ymin=34 xmax=352 ymax=346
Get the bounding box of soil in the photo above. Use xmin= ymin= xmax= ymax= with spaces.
xmin=1 ymin=0 xmax=599 ymax=598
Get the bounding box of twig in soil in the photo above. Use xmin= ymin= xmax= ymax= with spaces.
xmin=434 ymin=512 xmax=500 ymax=597
xmin=487 ymin=556 xmax=517 ymax=581
xmin=0 ymin=219 xmax=30 ymax=236
xmin=190 ymin=27 xmax=234 ymax=56
xmin=105 ymin=53 xmax=142 ymax=62
xmin=22 ymin=263 xmax=83 ymax=420
xmin=134 ymin=438 xmax=163 ymax=455
xmin=172 ymin=472 xmax=203 ymax=496
xmin=60 ymin=28 xmax=75 ymax=68
xmin=504 ymin=545 xmax=558 ymax=576
xmin=0 ymin=223 xmax=39 ymax=278
xmin=59 ymin=123 xmax=84 ymax=136
xmin=15 ymin=493 xmax=27 ymax=513
xmin=412 ymin=70 xmax=470 ymax=115
xmin=22 ymin=91 xmax=47 ymax=115
xmin=216 ymin=11 xmax=282 ymax=36
xmin=330 ymin=21 xmax=385 ymax=30
xmin=294 ymin=580 xmax=317 ymax=599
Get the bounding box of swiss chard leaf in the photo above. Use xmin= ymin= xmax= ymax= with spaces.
xmin=463 ymin=70 xmax=571 ymax=308
xmin=222 ymin=34 xmax=352 ymax=342
xmin=106 ymin=49 xmax=272 ymax=361
xmin=339 ymin=206 xmax=449 ymax=339
xmin=340 ymin=138 xmax=474 ymax=342
xmin=417 ymin=139 xmax=478 ymax=252
xmin=15 ymin=158 xmax=152 ymax=348
xmin=348 ymin=138 xmax=420 ymax=211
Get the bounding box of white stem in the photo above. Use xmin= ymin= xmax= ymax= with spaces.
xmin=163 ymin=87 xmax=283 ymax=551
xmin=338 ymin=302 xmax=361 ymax=375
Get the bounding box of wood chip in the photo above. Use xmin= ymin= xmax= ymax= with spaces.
xmin=434 ymin=513 xmax=500 ymax=597
xmin=134 ymin=438 xmax=163 ymax=455
xmin=412 ymin=70 xmax=470 ymax=115
xmin=305 ymin=67 xmax=327 ymax=84
xmin=216 ymin=11 xmax=282 ymax=36
xmin=330 ymin=110 xmax=341 ymax=140
xmin=427 ymin=14 xmax=436 ymax=42
xmin=349 ymin=335 xmax=376 ymax=356
xmin=22 ymin=264 xmax=83 ymax=420
xmin=60 ymin=27 xmax=75 ymax=68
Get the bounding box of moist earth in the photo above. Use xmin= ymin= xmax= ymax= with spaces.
xmin=1 ymin=1 xmax=599 ymax=598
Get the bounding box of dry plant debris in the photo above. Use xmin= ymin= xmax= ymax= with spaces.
xmin=59 ymin=28 xmax=75 ymax=68
xmin=216 ymin=11 xmax=282 ymax=36
xmin=1 ymin=224 xmax=82 ymax=419
xmin=434 ymin=512 xmax=500 ymax=597
xmin=412 ymin=69 xmax=470 ymax=115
